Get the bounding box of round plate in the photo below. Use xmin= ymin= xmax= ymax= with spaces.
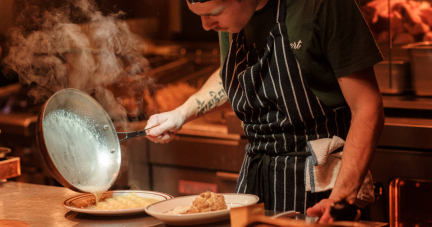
xmin=63 ymin=190 xmax=173 ymax=216
xmin=145 ymin=193 xmax=259 ymax=226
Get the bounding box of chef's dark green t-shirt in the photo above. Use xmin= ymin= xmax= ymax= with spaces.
xmin=219 ymin=0 xmax=383 ymax=108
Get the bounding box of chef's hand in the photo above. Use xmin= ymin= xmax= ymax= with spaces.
xmin=145 ymin=109 xmax=186 ymax=144
xmin=306 ymin=199 xmax=361 ymax=223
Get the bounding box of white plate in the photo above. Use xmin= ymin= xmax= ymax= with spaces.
xmin=145 ymin=193 xmax=259 ymax=226
xmin=63 ymin=190 xmax=173 ymax=215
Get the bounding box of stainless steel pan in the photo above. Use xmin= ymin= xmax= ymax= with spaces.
xmin=36 ymin=88 xmax=151 ymax=193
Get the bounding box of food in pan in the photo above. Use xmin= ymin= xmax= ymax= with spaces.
xmin=87 ymin=192 xmax=160 ymax=210
xmin=166 ymin=191 xmax=227 ymax=214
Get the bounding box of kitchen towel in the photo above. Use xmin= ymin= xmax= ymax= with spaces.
xmin=304 ymin=136 xmax=375 ymax=208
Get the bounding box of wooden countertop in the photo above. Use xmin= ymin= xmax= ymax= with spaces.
xmin=0 ymin=182 xmax=231 ymax=227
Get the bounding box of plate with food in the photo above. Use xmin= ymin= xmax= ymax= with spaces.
xmin=145 ymin=191 xmax=259 ymax=226
xmin=63 ymin=190 xmax=173 ymax=215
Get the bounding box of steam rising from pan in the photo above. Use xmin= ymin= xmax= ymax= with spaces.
xmin=3 ymin=0 xmax=154 ymax=126
xmin=3 ymin=0 xmax=156 ymax=190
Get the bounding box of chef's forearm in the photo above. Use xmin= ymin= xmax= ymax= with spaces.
xmin=330 ymin=66 xmax=385 ymax=202
xmin=176 ymin=68 xmax=228 ymax=123
xmin=329 ymin=100 xmax=384 ymax=202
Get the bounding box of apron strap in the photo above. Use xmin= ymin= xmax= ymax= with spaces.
xmin=276 ymin=0 xmax=287 ymax=24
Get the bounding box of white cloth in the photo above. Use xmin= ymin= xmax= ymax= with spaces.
xmin=304 ymin=136 xmax=375 ymax=208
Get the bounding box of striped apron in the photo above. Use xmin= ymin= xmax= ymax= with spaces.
xmin=221 ymin=0 xmax=351 ymax=213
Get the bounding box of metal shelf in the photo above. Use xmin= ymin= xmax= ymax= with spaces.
xmin=383 ymin=95 xmax=432 ymax=111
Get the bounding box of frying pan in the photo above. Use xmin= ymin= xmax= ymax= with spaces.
xmin=36 ymin=88 xmax=152 ymax=193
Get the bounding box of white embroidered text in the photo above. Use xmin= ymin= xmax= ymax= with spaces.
xmin=290 ymin=40 xmax=302 ymax=49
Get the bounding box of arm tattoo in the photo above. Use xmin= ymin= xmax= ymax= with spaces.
xmin=196 ymin=88 xmax=227 ymax=117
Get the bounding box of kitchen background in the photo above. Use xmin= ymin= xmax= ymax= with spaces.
xmin=0 ymin=0 xmax=432 ymax=226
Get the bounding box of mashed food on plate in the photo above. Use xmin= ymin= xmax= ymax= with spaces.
xmin=87 ymin=192 xmax=159 ymax=210
xmin=166 ymin=191 xmax=227 ymax=214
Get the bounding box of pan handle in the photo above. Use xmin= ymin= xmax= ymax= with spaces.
xmin=117 ymin=126 xmax=156 ymax=142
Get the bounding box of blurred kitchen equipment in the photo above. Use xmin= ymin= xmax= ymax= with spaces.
xmin=125 ymin=18 xmax=159 ymax=40
xmin=0 ymin=146 xmax=20 ymax=181
xmin=0 ymin=147 xmax=11 ymax=161
xmin=403 ymin=42 xmax=432 ymax=96
xmin=389 ymin=178 xmax=432 ymax=227
xmin=0 ymin=128 xmax=21 ymax=180
xmin=36 ymin=88 xmax=154 ymax=193
xmin=360 ymin=0 xmax=432 ymax=97
xmin=0 ymin=155 xmax=20 ymax=181
xmin=373 ymin=61 xmax=410 ymax=94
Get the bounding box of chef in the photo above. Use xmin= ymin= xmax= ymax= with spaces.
xmin=145 ymin=0 xmax=385 ymax=222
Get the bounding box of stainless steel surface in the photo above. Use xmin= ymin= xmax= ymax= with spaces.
xmin=379 ymin=117 xmax=432 ymax=150
xmin=0 ymin=84 xmax=38 ymax=137
xmin=152 ymin=165 xmax=239 ymax=197
xmin=382 ymin=95 xmax=432 ymax=111
xmin=0 ymin=182 xmax=230 ymax=227
xmin=124 ymin=119 xmax=240 ymax=192
xmin=0 ymin=113 xmax=37 ymax=137
xmin=373 ymin=61 xmax=410 ymax=95
xmin=149 ymin=132 xmax=247 ymax=197
xmin=368 ymin=149 xmax=432 ymax=223
xmin=149 ymin=134 xmax=246 ymax=172
xmin=405 ymin=42 xmax=432 ymax=96
xmin=389 ymin=178 xmax=432 ymax=227
xmin=37 ymin=89 xmax=121 ymax=193
xmin=150 ymin=55 xmax=219 ymax=87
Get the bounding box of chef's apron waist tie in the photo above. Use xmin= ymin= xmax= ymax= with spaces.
xmin=245 ymin=147 xmax=344 ymax=210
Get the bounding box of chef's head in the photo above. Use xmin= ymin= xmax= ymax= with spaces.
xmin=187 ymin=0 xmax=262 ymax=33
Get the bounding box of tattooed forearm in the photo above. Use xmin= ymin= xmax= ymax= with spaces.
xmin=196 ymin=88 xmax=227 ymax=117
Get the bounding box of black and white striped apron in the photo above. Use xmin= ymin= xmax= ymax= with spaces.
xmin=221 ymin=0 xmax=351 ymax=213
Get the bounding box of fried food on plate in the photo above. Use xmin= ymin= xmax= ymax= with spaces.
xmin=188 ymin=191 xmax=227 ymax=214
xmin=166 ymin=191 xmax=228 ymax=214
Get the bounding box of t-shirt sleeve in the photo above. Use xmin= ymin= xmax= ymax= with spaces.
xmin=315 ymin=0 xmax=383 ymax=78
xmin=219 ymin=31 xmax=230 ymax=77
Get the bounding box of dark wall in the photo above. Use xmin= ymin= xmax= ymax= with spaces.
xmin=106 ymin=0 xmax=218 ymax=41
xmin=99 ymin=0 xmax=218 ymax=41
xmin=173 ymin=1 xmax=218 ymax=41
xmin=97 ymin=0 xmax=171 ymax=39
